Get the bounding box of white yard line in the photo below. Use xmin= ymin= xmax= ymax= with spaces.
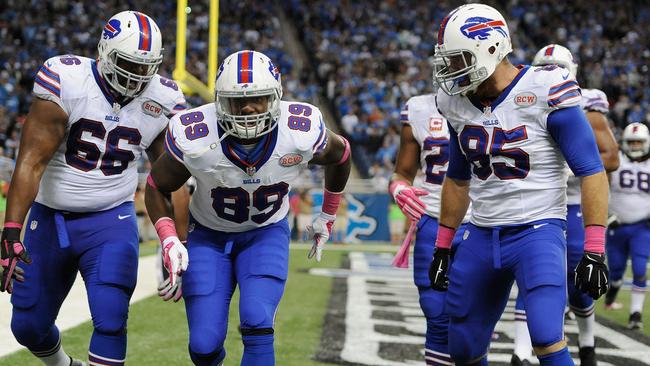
xmin=0 ymin=255 xmax=159 ymax=358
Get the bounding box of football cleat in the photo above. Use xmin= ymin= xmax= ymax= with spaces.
xmin=629 ymin=312 xmax=643 ymax=330
xmin=510 ymin=354 xmax=533 ymax=366
xmin=604 ymin=301 xmax=623 ymax=310
xmin=70 ymin=358 xmax=87 ymax=366
xmin=578 ymin=345 xmax=597 ymax=366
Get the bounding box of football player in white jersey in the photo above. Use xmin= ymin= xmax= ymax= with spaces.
xmin=0 ymin=11 xmax=187 ymax=366
xmin=429 ymin=4 xmax=610 ymax=365
xmin=389 ymin=91 xmax=471 ymax=365
xmin=144 ymin=50 xmax=351 ymax=366
xmin=508 ymin=43 xmax=620 ymax=366
xmin=604 ymin=122 xmax=650 ymax=330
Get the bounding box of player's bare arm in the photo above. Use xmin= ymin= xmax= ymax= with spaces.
xmin=1 ymin=99 xmax=67 ymax=292
xmin=306 ymin=129 xmax=351 ymax=261
xmin=586 ymin=111 xmax=619 ymax=172
xmin=146 ymin=132 xmax=190 ymax=242
xmin=392 ymin=124 xmax=420 ymax=184
xmin=438 ymin=177 xmax=470 ymax=230
xmin=309 ymin=129 xmax=351 ymax=192
xmin=6 ymin=99 xmax=68 ymax=225
xmin=145 ymin=152 xmax=191 ymax=288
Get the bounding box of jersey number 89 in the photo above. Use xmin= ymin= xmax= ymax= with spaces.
xmin=211 ymin=182 xmax=290 ymax=224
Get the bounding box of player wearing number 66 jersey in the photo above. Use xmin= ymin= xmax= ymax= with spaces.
xmin=389 ymin=93 xmax=471 ymax=365
xmin=604 ymin=122 xmax=650 ymax=331
xmin=145 ymin=50 xmax=351 ymax=366
xmin=0 ymin=11 xmax=189 ymax=366
xmin=429 ymin=4 xmax=610 ymax=365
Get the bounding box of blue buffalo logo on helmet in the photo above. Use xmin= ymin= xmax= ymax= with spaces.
xmin=268 ymin=60 xmax=280 ymax=81
xmin=102 ymin=19 xmax=122 ymax=39
xmin=460 ymin=17 xmax=507 ymax=40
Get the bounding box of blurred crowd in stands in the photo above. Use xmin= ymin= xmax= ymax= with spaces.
xmin=0 ymin=0 xmax=649 ymax=185
xmin=286 ymin=0 xmax=650 ymax=178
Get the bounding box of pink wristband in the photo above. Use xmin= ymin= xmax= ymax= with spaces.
xmin=154 ymin=217 xmax=178 ymax=242
xmin=584 ymin=225 xmax=606 ymax=254
xmin=4 ymin=222 xmax=23 ymax=229
xmin=336 ymin=136 xmax=351 ymax=165
xmin=322 ymin=189 xmax=343 ymax=216
xmin=436 ymin=225 xmax=456 ymax=250
xmin=146 ymin=174 xmax=159 ymax=190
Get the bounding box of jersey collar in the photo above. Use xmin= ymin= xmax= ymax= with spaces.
xmin=91 ymin=61 xmax=132 ymax=110
xmin=218 ymin=125 xmax=279 ymax=176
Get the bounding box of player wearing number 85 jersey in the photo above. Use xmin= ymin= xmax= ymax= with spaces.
xmin=145 ymin=50 xmax=351 ymax=366
xmin=429 ymin=4 xmax=610 ymax=365
xmin=0 ymin=11 xmax=188 ymax=366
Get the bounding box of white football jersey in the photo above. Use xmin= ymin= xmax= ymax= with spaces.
xmin=438 ymin=65 xmax=581 ymax=227
xmin=166 ymin=100 xmax=328 ymax=232
xmin=566 ymin=88 xmax=610 ymax=205
xmin=609 ymin=152 xmax=650 ymax=224
xmin=402 ymin=94 xmax=471 ymax=221
xmin=33 ymin=55 xmax=186 ymax=212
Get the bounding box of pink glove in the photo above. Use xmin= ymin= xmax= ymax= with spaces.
xmin=389 ymin=181 xmax=427 ymax=222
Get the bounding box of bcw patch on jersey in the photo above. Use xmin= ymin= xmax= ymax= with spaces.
xmin=142 ymin=100 xmax=163 ymax=117
xmin=429 ymin=117 xmax=444 ymax=131
xmin=514 ymin=92 xmax=537 ymax=107
xmin=279 ymin=153 xmax=303 ymax=167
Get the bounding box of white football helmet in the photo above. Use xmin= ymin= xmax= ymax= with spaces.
xmin=433 ymin=4 xmax=512 ymax=96
xmin=621 ymin=122 xmax=650 ymax=159
xmin=97 ymin=11 xmax=163 ymax=98
xmin=532 ymin=44 xmax=578 ymax=78
xmin=215 ymin=50 xmax=282 ymax=140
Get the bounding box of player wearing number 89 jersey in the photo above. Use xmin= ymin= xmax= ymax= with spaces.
xmin=390 ymin=94 xmax=471 ymax=365
xmin=1 ymin=11 xmax=188 ymax=366
xmin=429 ymin=4 xmax=609 ymax=365
xmin=145 ymin=50 xmax=351 ymax=366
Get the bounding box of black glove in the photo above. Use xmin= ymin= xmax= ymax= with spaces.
xmin=429 ymin=247 xmax=450 ymax=291
xmin=574 ymin=252 xmax=609 ymax=300
xmin=1 ymin=226 xmax=31 ymax=293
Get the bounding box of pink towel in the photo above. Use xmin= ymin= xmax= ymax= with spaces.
xmin=392 ymin=221 xmax=417 ymax=268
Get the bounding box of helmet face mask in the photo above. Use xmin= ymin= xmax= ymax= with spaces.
xmin=433 ymin=4 xmax=512 ymax=96
xmin=622 ymin=123 xmax=650 ymax=159
xmin=215 ymin=50 xmax=283 ymax=140
xmin=97 ymin=11 xmax=163 ymax=98
xmin=217 ymin=94 xmax=280 ymax=140
xmin=434 ymin=48 xmax=489 ymax=96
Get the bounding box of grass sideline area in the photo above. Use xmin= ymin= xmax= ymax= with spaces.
xmin=0 ymin=243 xmax=647 ymax=365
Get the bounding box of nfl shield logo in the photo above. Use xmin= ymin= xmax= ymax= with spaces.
xmin=246 ymin=166 xmax=256 ymax=176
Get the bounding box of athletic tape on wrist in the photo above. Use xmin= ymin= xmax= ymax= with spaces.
xmin=3 ymin=222 xmax=22 ymax=229
xmin=322 ymin=189 xmax=343 ymax=216
xmin=436 ymin=225 xmax=456 ymax=250
xmin=154 ymin=217 xmax=178 ymax=242
xmin=584 ymin=225 xmax=606 ymax=254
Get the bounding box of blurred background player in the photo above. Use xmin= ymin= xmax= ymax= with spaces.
xmin=510 ymin=43 xmax=620 ymax=366
xmin=604 ymin=122 xmax=650 ymax=330
xmin=430 ymin=4 xmax=610 ymax=365
xmin=389 ymin=84 xmax=470 ymax=365
xmin=0 ymin=11 xmax=187 ymax=366
xmin=144 ymin=50 xmax=351 ymax=366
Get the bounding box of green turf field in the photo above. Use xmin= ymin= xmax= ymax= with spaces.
xmin=1 ymin=244 xmax=648 ymax=365
xmin=0 ymin=247 xmax=345 ymax=366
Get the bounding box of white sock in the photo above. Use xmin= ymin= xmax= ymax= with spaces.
xmin=514 ymin=318 xmax=533 ymax=360
xmin=631 ymin=288 xmax=646 ymax=314
xmin=38 ymin=345 xmax=71 ymax=366
xmin=577 ymin=312 xmax=596 ymax=347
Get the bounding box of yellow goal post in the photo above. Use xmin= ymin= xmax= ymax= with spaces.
xmin=172 ymin=0 xmax=219 ymax=102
